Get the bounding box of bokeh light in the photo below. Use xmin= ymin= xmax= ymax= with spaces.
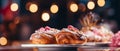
xmin=9 ymin=23 xmax=16 ymax=31
xmin=41 ymin=12 xmax=50 ymax=21
xmin=14 ymin=17 xmax=20 ymax=24
xmin=29 ymin=4 xmax=38 ymax=13
xmin=97 ymin=0 xmax=105 ymax=7
xmin=87 ymin=1 xmax=95 ymax=10
xmin=0 ymin=37 xmax=7 ymax=46
xmin=10 ymin=3 xmax=19 ymax=12
xmin=79 ymin=3 xmax=86 ymax=12
xmin=70 ymin=3 xmax=78 ymax=12
xmin=50 ymin=4 xmax=59 ymax=14
xmin=26 ymin=2 xmax=32 ymax=10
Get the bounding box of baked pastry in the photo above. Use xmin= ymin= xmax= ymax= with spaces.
xmin=80 ymin=12 xmax=113 ymax=42
xmin=55 ymin=31 xmax=87 ymax=44
xmin=30 ymin=33 xmax=56 ymax=44
xmin=30 ymin=26 xmax=60 ymax=44
xmin=82 ymin=24 xmax=114 ymax=42
xmin=55 ymin=25 xmax=87 ymax=44
xmin=110 ymin=31 xmax=120 ymax=47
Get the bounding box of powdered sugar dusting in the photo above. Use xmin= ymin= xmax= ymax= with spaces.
xmin=111 ymin=31 xmax=120 ymax=47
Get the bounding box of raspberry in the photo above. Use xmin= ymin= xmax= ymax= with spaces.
xmin=45 ymin=26 xmax=51 ymax=31
xmin=67 ymin=25 xmax=78 ymax=31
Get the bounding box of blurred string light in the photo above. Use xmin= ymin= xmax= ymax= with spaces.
xmin=69 ymin=3 xmax=78 ymax=12
xmin=50 ymin=4 xmax=59 ymax=14
xmin=87 ymin=1 xmax=95 ymax=10
xmin=29 ymin=3 xmax=38 ymax=13
xmin=10 ymin=3 xmax=19 ymax=12
xmin=0 ymin=37 xmax=7 ymax=46
xmin=14 ymin=17 xmax=20 ymax=24
xmin=26 ymin=2 xmax=31 ymax=10
xmin=9 ymin=23 xmax=16 ymax=31
xmin=79 ymin=3 xmax=86 ymax=12
xmin=41 ymin=12 xmax=50 ymax=21
xmin=97 ymin=0 xmax=105 ymax=7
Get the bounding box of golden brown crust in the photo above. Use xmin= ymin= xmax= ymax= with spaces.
xmin=30 ymin=33 xmax=56 ymax=44
xmin=55 ymin=31 xmax=87 ymax=44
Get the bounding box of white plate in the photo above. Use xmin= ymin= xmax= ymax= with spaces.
xmin=21 ymin=44 xmax=83 ymax=47
xmin=21 ymin=42 xmax=111 ymax=48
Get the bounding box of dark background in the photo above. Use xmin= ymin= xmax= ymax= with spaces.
xmin=0 ymin=0 xmax=120 ymax=41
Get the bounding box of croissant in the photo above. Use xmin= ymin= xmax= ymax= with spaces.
xmin=55 ymin=31 xmax=87 ymax=44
